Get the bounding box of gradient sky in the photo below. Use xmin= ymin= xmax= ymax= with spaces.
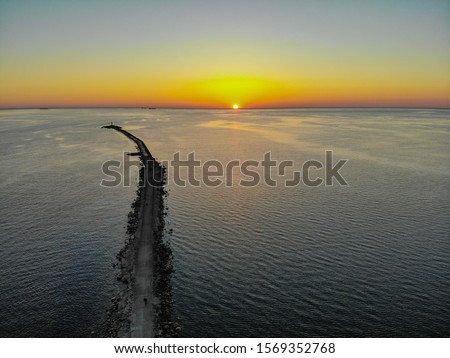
xmin=1 ymin=0 xmax=449 ymax=108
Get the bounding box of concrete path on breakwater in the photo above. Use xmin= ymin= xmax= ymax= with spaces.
xmin=103 ymin=124 xmax=163 ymax=338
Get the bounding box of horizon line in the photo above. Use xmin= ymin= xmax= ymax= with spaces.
xmin=1 ymin=105 xmax=449 ymax=110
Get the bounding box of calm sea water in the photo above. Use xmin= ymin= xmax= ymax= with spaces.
xmin=0 ymin=108 xmax=449 ymax=337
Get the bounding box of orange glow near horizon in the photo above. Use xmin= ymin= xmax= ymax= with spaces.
xmin=1 ymin=70 xmax=449 ymax=109
xmin=1 ymin=61 xmax=449 ymax=108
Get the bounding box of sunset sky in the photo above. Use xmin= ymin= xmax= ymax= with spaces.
xmin=1 ymin=0 xmax=449 ymax=108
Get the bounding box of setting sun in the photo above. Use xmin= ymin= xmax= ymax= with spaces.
xmin=233 ymin=104 xmax=239 ymax=109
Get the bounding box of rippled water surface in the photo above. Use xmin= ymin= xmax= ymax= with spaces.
xmin=0 ymin=108 xmax=449 ymax=337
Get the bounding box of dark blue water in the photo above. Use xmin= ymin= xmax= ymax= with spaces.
xmin=0 ymin=108 xmax=449 ymax=337
xmin=0 ymin=109 xmax=139 ymax=337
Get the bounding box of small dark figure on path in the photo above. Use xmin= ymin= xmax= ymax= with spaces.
xmin=144 ymin=298 xmax=147 ymax=305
